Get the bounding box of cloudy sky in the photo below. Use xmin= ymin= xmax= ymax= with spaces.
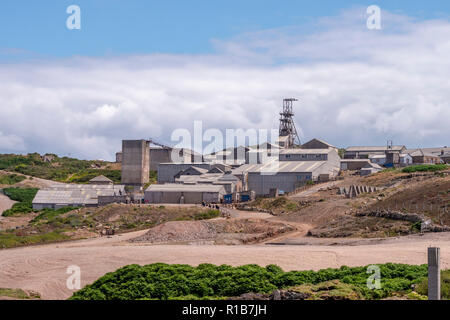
xmin=0 ymin=1 xmax=449 ymax=160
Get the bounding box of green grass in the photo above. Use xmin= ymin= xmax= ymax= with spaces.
xmin=31 ymin=206 xmax=79 ymax=223
xmin=402 ymin=164 xmax=448 ymax=173
xmin=69 ymin=263 xmax=429 ymax=300
xmin=416 ymin=270 xmax=450 ymax=300
xmin=0 ymin=288 xmax=40 ymax=299
xmin=0 ymin=153 xmax=119 ymax=183
xmin=1 ymin=188 xmax=39 ymax=217
xmin=0 ymin=173 xmax=27 ymax=185
xmin=0 ymin=230 xmax=69 ymax=249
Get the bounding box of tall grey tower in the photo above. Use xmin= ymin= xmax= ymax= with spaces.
xmin=121 ymin=140 xmax=150 ymax=186
xmin=278 ymin=98 xmax=301 ymax=148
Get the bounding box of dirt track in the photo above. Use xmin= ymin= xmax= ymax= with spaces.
xmin=1 ymin=230 xmax=450 ymax=300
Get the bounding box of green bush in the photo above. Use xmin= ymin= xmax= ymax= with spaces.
xmin=70 ymin=263 xmax=429 ymax=300
xmin=416 ymin=270 xmax=450 ymax=299
xmin=2 ymin=188 xmax=39 ymax=217
xmin=193 ymin=210 xmax=220 ymax=220
xmin=402 ymin=164 xmax=448 ymax=173
xmin=0 ymin=173 xmax=27 ymax=185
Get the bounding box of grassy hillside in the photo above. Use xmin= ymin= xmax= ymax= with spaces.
xmin=70 ymin=263 xmax=432 ymax=300
xmin=0 ymin=153 xmax=120 ymax=183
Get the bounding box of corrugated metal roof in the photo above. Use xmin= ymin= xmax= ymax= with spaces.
xmin=248 ymin=160 xmax=327 ymax=173
xmin=33 ymin=184 xmax=125 ymax=205
xmin=89 ymin=175 xmax=113 ymax=182
xmin=146 ymin=184 xmax=226 ymax=193
xmin=346 ymin=146 xmax=405 ymax=152
xmin=279 ymin=148 xmax=331 ymax=154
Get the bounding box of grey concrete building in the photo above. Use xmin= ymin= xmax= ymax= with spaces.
xmin=149 ymin=147 xmax=202 ymax=171
xmin=144 ymin=184 xmax=226 ymax=204
xmin=247 ymin=160 xmax=340 ymax=196
xmin=32 ymin=184 xmax=126 ymax=210
xmin=340 ymin=159 xmax=371 ymax=170
xmin=301 ymin=138 xmax=338 ymax=152
xmin=157 ymin=162 xmax=212 ymax=183
xmin=344 ymin=145 xmax=406 ymax=159
xmin=121 ymin=140 xmax=150 ymax=186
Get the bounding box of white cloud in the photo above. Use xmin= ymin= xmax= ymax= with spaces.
xmin=0 ymin=7 xmax=449 ymax=160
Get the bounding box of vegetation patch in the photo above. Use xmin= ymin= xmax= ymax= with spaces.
xmin=402 ymin=164 xmax=448 ymax=173
xmin=0 ymin=153 xmax=119 ymax=183
xmin=0 ymin=173 xmax=27 ymax=185
xmin=0 ymin=288 xmax=40 ymax=299
xmin=1 ymin=188 xmax=38 ymax=217
xmin=416 ymin=269 xmax=450 ymax=299
xmin=69 ymin=263 xmax=429 ymax=300
xmin=0 ymin=230 xmax=69 ymax=249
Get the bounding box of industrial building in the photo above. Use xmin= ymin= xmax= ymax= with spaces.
xmin=32 ymin=184 xmax=126 ymax=210
xmin=144 ymin=184 xmax=226 ymax=204
xmin=174 ymin=166 xmax=242 ymax=194
xmin=408 ymin=149 xmax=443 ymax=164
xmin=247 ymin=159 xmax=340 ymax=195
xmin=344 ymin=145 xmax=406 ymax=159
xmin=158 ymin=162 xmax=212 ymax=183
xmin=340 ymin=159 xmax=371 ymax=170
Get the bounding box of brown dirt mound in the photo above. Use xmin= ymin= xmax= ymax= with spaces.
xmin=130 ymin=218 xmax=295 ymax=245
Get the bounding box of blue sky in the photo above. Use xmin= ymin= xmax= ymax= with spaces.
xmin=0 ymin=1 xmax=449 ymax=160
xmin=1 ymin=0 xmax=449 ymax=59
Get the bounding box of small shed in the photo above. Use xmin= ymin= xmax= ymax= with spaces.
xmin=360 ymin=163 xmax=383 ymax=176
xmin=89 ymin=175 xmax=113 ymax=185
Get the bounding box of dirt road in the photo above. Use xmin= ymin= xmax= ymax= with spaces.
xmin=1 ymin=230 xmax=450 ymax=300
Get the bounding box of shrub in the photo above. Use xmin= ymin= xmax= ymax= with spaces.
xmin=402 ymin=164 xmax=448 ymax=173
xmin=0 ymin=173 xmax=27 ymax=185
xmin=70 ymin=263 xmax=429 ymax=300
xmin=2 ymin=188 xmax=39 ymax=217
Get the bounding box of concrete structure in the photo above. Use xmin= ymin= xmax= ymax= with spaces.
xmin=144 ymin=184 xmax=226 ymax=204
xmin=115 ymin=152 xmax=122 ymax=163
xmin=32 ymin=184 xmax=126 ymax=210
xmin=428 ymin=247 xmax=440 ymax=300
xmin=247 ymin=160 xmax=340 ymax=195
xmin=441 ymin=152 xmax=450 ymax=164
xmin=158 ymin=162 xmax=212 ymax=183
xmin=175 ymin=167 xmax=242 ymax=194
xmin=344 ymin=145 xmax=406 ymax=159
xmin=340 ymin=159 xmax=371 ymax=170
xmin=399 ymin=153 xmax=413 ymax=166
xmin=301 ymin=138 xmax=338 ymax=152
xmin=149 ymin=147 xmax=202 ymax=171
xmin=360 ymin=162 xmax=383 ymax=176
xmin=405 ymin=147 xmax=450 ymax=158
xmin=121 ymin=140 xmax=150 ymax=186
xmin=279 ymin=148 xmax=336 ymax=162
xmin=89 ymin=175 xmax=113 ymax=185
xmin=409 ymin=149 xmax=442 ymax=164
xmin=369 ymin=154 xmax=386 ymax=166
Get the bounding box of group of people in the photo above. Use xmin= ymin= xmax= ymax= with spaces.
xmin=201 ymin=201 xmax=220 ymax=210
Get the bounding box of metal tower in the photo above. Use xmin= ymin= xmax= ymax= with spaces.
xmin=279 ymin=98 xmax=301 ymax=147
